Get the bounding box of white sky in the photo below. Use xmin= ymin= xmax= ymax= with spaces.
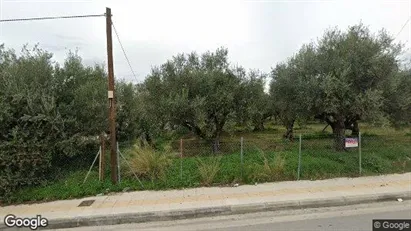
xmin=0 ymin=0 xmax=410 ymax=84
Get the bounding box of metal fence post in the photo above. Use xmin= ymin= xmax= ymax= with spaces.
xmin=359 ymin=132 xmax=362 ymax=176
xmin=118 ymin=148 xmax=144 ymax=188
xmin=83 ymin=148 xmax=100 ymax=184
xmin=240 ymin=137 xmax=244 ymax=179
xmin=297 ymin=134 xmax=302 ymax=181
xmin=180 ymin=139 xmax=183 ymax=180
xmin=117 ymin=142 xmax=120 ymax=183
xmin=98 ymin=145 xmax=102 ymax=181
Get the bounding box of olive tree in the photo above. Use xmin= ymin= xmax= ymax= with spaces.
xmin=313 ymin=24 xmax=401 ymax=150
xmin=143 ymin=48 xmax=245 ymax=152
xmin=270 ymin=44 xmax=318 ymax=140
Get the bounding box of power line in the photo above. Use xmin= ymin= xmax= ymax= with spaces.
xmin=395 ymin=16 xmax=411 ymax=39
xmin=111 ymin=21 xmax=139 ymax=83
xmin=0 ymin=14 xmax=105 ymax=23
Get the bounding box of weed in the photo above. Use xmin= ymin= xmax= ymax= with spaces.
xmin=249 ymin=149 xmax=286 ymax=182
xmin=123 ymin=142 xmax=172 ymax=182
xmin=196 ymin=156 xmax=221 ymax=186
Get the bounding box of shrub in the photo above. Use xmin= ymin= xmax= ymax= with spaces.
xmin=196 ymin=156 xmax=221 ymax=186
xmin=123 ymin=142 xmax=172 ymax=182
xmin=0 ymin=140 xmax=53 ymax=201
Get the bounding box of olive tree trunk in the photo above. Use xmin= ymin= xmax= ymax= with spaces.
xmin=283 ymin=119 xmax=295 ymax=141
xmin=332 ymin=119 xmax=346 ymax=151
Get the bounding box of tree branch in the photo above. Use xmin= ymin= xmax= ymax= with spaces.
xmin=183 ymin=121 xmax=206 ymax=139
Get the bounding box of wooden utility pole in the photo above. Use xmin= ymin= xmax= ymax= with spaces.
xmin=105 ymin=7 xmax=118 ymax=184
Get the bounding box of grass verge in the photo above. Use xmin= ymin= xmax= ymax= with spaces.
xmin=4 ymin=129 xmax=411 ymax=205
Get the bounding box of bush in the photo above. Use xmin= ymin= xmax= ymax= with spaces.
xmin=0 ymin=45 xmax=108 ymax=199
xmin=123 ymin=142 xmax=172 ymax=182
xmin=0 ymin=141 xmax=52 ymax=202
xmin=196 ymin=156 xmax=221 ymax=186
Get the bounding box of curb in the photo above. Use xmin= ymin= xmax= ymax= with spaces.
xmin=1 ymin=191 xmax=410 ymax=230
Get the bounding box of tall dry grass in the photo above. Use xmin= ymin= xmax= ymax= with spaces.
xmin=196 ymin=156 xmax=222 ymax=186
xmin=249 ymin=149 xmax=286 ymax=182
xmin=123 ymin=142 xmax=172 ymax=182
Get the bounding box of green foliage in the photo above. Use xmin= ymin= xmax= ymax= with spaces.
xmin=382 ymin=69 xmax=411 ymax=127
xmin=314 ymin=24 xmax=400 ymax=122
xmin=1 ymin=22 xmax=411 ymax=202
xmin=361 ymin=154 xmax=390 ymax=174
xmin=0 ymin=142 xmax=52 ymax=199
xmin=234 ymin=70 xmax=271 ymax=131
xmin=116 ymin=81 xmax=140 ymax=141
xmin=301 ymin=132 xmax=334 ymax=140
xmin=4 ymin=128 xmax=411 ymax=204
xmin=143 ymin=48 xmax=265 ymax=149
xmin=361 ymin=132 xmax=378 ymax=137
xmin=270 ymin=44 xmax=318 ymax=124
xmin=0 ymin=45 xmax=107 ymax=198
xmin=196 ymin=156 xmax=222 ymax=186
xmin=270 ymin=23 xmax=404 ymax=150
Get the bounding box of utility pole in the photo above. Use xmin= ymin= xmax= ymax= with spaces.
xmin=105 ymin=7 xmax=118 ymax=184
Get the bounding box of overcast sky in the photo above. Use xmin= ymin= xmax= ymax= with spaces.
xmin=0 ymin=0 xmax=410 ymax=83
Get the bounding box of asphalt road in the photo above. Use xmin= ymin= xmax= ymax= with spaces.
xmin=57 ymin=200 xmax=411 ymax=231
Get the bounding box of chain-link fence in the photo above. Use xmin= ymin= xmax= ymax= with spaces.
xmin=6 ymin=132 xmax=410 ymax=204
xmin=163 ymin=133 xmax=411 ymax=185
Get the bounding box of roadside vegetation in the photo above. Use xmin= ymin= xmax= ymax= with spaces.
xmin=7 ymin=123 xmax=411 ymax=204
xmin=1 ymin=23 xmax=411 ymax=204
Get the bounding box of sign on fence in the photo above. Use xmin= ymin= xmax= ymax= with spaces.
xmin=345 ymin=138 xmax=359 ymax=148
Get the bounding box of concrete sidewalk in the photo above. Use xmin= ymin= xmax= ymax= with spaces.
xmin=1 ymin=173 xmax=410 ymax=230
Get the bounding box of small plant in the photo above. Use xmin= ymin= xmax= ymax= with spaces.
xmin=124 ymin=142 xmax=172 ymax=182
xmin=250 ymin=149 xmax=286 ymax=182
xmin=196 ymin=156 xmax=221 ymax=186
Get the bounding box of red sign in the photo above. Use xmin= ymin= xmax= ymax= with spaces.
xmin=345 ymin=138 xmax=358 ymax=148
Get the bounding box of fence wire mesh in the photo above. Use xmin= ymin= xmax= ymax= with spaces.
xmin=166 ymin=133 xmax=411 ymax=185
